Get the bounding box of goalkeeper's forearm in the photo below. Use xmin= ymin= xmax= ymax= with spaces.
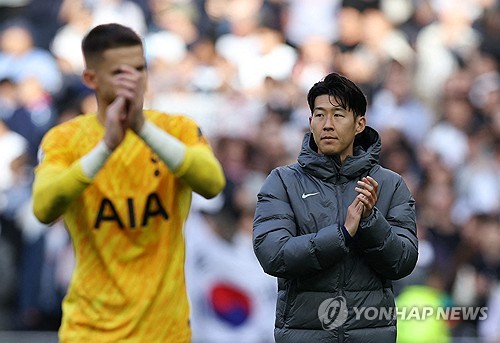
xmin=33 ymin=142 xmax=111 ymax=224
xmin=138 ymin=120 xmax=225 ymax=198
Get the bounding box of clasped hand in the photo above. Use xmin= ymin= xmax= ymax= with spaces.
xmin=344 ymin=176 xmax=379 ymax=237
xmin=104 ymin=64 xmax=145 ymax=150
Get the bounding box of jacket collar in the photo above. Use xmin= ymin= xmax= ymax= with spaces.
xmin=297 ymin=126 xmax=380 ymax=182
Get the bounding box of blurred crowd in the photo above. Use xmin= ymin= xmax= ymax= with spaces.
xmin=0 ymin=0 xmax=498 ymax=342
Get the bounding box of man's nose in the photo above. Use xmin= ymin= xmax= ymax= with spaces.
xmin=323 ymin=115 xmax=334 ymax=130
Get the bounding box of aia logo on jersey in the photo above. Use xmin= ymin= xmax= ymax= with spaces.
xmin=94 ymin=192 xmax=169 ymax=229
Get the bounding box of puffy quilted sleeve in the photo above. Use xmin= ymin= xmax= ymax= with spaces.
xmin=356 ymin=175 xmax=418 ymax=280
xmin=253 ymin=168 xmax=350 ymax=279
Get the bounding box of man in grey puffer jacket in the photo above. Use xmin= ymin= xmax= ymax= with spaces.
xmin=253 ymin=72 xmax=418 ymax=342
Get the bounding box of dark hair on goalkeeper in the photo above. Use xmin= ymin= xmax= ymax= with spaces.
xmin=82 ymin=23 xmax=143 ymax=65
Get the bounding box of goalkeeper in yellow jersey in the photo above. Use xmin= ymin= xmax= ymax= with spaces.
xmin=32 ymin=23 xmax=225 ymax=343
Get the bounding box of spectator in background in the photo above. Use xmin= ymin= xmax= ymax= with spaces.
xmin=334 ymin=5 xmax=363 ymax=52
xmin=453 ymin=213 xmax=500 ymax=338
xmin=0 ymin=20 xmax=62 ymax=95
xmin=0 ymin=221 xmax=17 ymax=330
xmin=397 ymin=0 xmax=435 ymax=47
xmin=181 ymin=36 xmax=235 ymax=93
xmin=0 ymin=119 xmax=27 ymax=330
xmin=414 ymin=0 xmax=481 ymax=110
xmin=14 ymin=201 xmax=58 ymax=331
xmin=22 ymin=0 xmax=64 ymax=50
xmin=239 ymin=25 xmax=298 ymax=97
xmin=0 ymin=0 xmax=31 ymax=25
xmin=185 ymin=191 xmax=276 ymax=343
xmin=89 ymin=0 xmax=147 ymax=37
xmin=377 ymin=128 xmax=421 ymax=195
xmin=369 ymin=59 xmax=434 ymax=146
xmin=0 ymin=119 xmax=28 ymax=193
xmin=479 ymin=283 xmax=500 ymax=343
xmin=358 ymin=8 xmax=415 ymax=74
xmin=0 ymin=118 xmax=40 ymax=331
xmin=142 ymin=1 xmax=192 ymax=96
xmin=423 ymin=96 xmax=471 ymax=171
xmin=147 ymin=0 xmax=199 ymax=48
xmin=282 ymin=0 xmax=341 ymax=48
xmin=197 ymin=0 xmax=232 ymax=39
xmin=249 ymin=109 xmax=300 ymax=176
xmin=420 ymin=179 xmax=462 ymax=293
xmin=3 ymin=76 xmax=57 ymax=166
xmin=453 ymin=125 xmax=499 ymax=222
xmin=51 ymin=0 xmax=94 ymax=76
xmin=0 ymin=77 xmax=17 ymax=118
xmin=292 ymin=36 xmax=336 ymax=94
xmin=214 ymin=0 xmax=266 ymax=92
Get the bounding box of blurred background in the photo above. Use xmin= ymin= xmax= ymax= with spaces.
xmin=0 ymin=0 xmax=498 ymax=342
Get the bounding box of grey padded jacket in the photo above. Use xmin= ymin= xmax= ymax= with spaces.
xmin=253 ymin=127 xmax=418 ymax=342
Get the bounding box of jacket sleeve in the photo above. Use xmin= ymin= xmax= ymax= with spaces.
xmin=356 ymin=176 xmax=418 ymax=280
xmin=253 ymin=169 xmax=349 ymax=279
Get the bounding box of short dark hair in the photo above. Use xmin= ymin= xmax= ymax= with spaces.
xmin=307 ymin=72 xmax=367 ymax=118
xmin=82 ymin=23 xmax=143 ymax=66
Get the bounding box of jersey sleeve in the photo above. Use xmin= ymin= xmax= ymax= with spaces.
xmin=32 ymin=125 xmax=93 ymax=224
xmin=161 ymin=114 xmax=225 ymax=199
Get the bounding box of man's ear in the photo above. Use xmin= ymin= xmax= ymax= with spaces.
xmin=82 ymin=69 xmax=97 ymax=90
xmin=309 ymin=116 xmax=313 ymax=132
xmin=355 ymin=116 xmax=366 ymax=134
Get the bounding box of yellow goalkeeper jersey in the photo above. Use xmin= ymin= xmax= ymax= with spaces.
xmin=33 ymin=110 xmax=225 ymax=342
